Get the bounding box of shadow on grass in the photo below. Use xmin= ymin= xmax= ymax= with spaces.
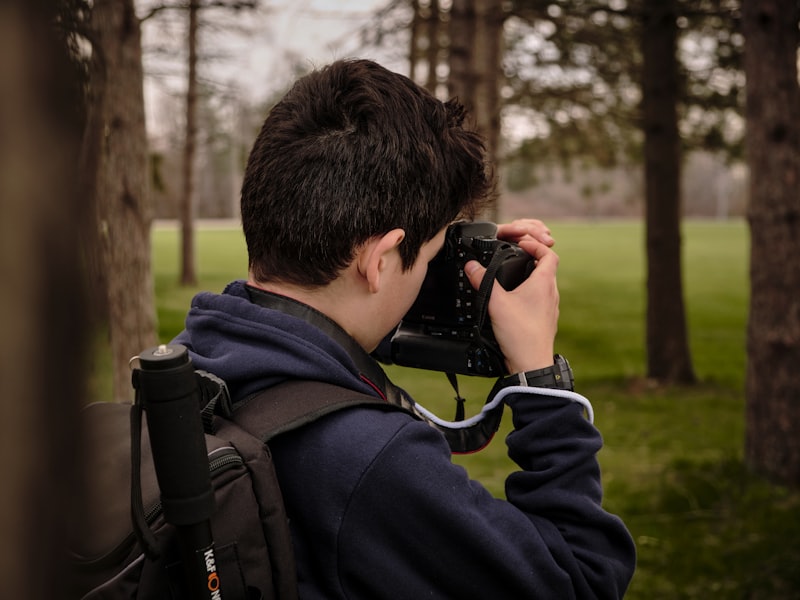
xmin=622 ymin=456 xmax=800 ymax=599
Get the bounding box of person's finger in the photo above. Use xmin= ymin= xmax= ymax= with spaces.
xmin=464 ymin=259 xmax=488 ymax=290
xmin=497 ymin=219 xmax=555 ymax=247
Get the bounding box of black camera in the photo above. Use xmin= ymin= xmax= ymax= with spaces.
xmin=378 ymin=221 xmax=535 ymax=377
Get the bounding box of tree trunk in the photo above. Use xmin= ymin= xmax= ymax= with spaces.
xmin=641 ymin=0 xmax=696 ymax=384
xmin=409 ymin=0 xmax=421 ymax=83
xmin=87 ymin=0 xmax=157 ymax=402
xmin=425 ymin=0 xmax=441 ymax=94
xmin=473 ymin=0 xmax=503 ymax=221
xmin=0 ymin=2 xmax=88 ymax=596
xmin=448 ymin=0 xmax=474 ymax=108
xmin=742 ymin=0 xmax=800 ymax=485
xmin=181 ymin=0 xmax=199 ymax=286
xmin=449 ymin=0 xmax=503 ymax=221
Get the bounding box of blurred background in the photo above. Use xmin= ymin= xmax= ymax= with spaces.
xmin=2 ymin=0 xmax=798 ymax=597
xmin=140 ymin=0 xmax=747 ymax=223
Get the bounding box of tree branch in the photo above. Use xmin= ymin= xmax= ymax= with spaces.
xmin=139 ymin=0 xmax=256 ymax=22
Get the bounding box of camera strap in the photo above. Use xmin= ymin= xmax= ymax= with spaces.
xmin=245 ymin=285 xmax=504 ymax=454
xmin=447 ymin=372 xmax=467 ymax=421
xmin=426 ymin=243 xmax=525 ymax=449
xmin=474 ymin=242 xmax=520 ymax=334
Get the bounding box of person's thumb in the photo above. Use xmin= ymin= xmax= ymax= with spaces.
xmin=463 ymin=260 xmax=485 ymax=290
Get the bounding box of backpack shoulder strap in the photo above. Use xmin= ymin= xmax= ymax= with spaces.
xmin=229 ymin=380 xmax=413 ymax=442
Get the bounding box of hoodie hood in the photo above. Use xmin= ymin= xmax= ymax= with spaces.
xmin=173 ymin=280 xmax=377 ymax=403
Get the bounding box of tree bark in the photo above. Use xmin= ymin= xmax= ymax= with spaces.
xmin=448 ymin=0 xmax=475 ymax=106
xmin=0 ymin=2 xmax=88 ymax=596
xmin=641 ymin=0 xmax=696 ymax=383
xmin=86 ymin=0 xmax=157 ymax=402
xmin=449 ymin=0 xmax=503 ymax=221
xmin=473 ymin=0 xmax=503 ymax=221
xmin=425 ymin=0 xmax=441 ymax=94
xmin=409 ymin=0 xmax=421 ymax=83
xmin=181 ymin=0 xmax=199 ymax=286
xmin=742 ymin=0 xmax=800 ymax=485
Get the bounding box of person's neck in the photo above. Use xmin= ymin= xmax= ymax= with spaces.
xmin=244 ymin=283 xmax=396 ymax=401
xmin=246 ymin=277 xmax=373 ymax=350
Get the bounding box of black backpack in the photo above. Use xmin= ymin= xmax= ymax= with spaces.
xmin=70 ymin=364 xmax=405 ymax=600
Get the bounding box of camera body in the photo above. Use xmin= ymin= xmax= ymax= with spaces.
xmin=382 ymin=221 xmax=535 ymax=376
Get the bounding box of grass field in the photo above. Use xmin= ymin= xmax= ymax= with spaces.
xmin=149 ymin=219 xmax=800 ymax=599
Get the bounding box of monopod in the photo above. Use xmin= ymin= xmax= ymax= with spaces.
xmin=137 ymin=343 xmax=223 ymax=599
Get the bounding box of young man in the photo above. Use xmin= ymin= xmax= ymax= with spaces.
xmin=175 ymin=58 xmax=635 ymax=598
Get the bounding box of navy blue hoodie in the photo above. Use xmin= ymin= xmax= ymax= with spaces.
xmin=174 ymin=280 xmax=636 ymax=599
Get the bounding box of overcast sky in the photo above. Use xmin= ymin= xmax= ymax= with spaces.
xmin=140 ymin=0 xmax=404 ymax=134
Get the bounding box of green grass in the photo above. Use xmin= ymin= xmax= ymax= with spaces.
xmin=148 ymin=219 xmax=800 ymax=599
xmin=152 ymin=226 xmax=249 ymax=337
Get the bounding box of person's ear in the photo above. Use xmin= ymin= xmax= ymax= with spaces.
xmin=358 ymin=228 xmax=405 ymax=294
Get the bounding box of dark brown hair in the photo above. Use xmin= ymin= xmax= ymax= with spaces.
xmin=241 ymin=58 xmax=493 ymax=286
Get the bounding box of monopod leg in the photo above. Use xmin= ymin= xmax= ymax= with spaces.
xmin=137 ymin=344 xmax=222 ymax=599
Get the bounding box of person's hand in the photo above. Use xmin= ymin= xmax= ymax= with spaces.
xmin=464 ymin=236 xmax=559 ymax=374
xmin=496 ymin=218 xmax=555 ymax=248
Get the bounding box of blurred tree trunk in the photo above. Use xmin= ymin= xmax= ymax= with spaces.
xmin=410 ymin=0 xmax=442 ymax=94
xmin=743 ymin=0 xmax=800 ymax=485
xmin=180 ymin=0 xmax=199 ymax=285
xmin=449 ymin=0 xmax=474 ymax=104
xmin=0 ymin=1 xmax=89 ymax=596
xmin=409 ymin=0 xmax=422 ymax=83
xmin=85 ymin=0 xmax=157 ymax=402
xmin=474 ymin=0 xmax=503 ymax=221
xmin=424 ymin=0 xmax=441 ymax=94
xmin=641 ymin=0 xmax=696 ymax=383
xmin=449 ymin=0 xmax=503 ymax=221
